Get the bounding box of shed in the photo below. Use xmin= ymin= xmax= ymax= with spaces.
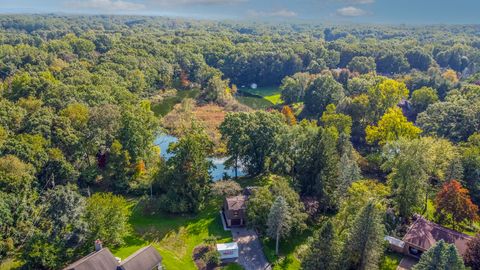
xmin=222 ymin=195 xmax=247 ymax=227
xmin=216 ymin=242 xmax=239 ymax=260
xmin=401 ymin=215 xmax=472 ymax=258
xmin=384 ymin=235 xmax=405 ymax=254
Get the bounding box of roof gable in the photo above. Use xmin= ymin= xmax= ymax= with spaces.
xmin=63 ymin=248 xmax=119 ymax=270
xmin=402 ymin=216 xmax=472 ymax=256
xmin=118 ymin=245 xmax=162 ymax=270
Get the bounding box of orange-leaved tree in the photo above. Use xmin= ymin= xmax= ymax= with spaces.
xmin=281 ymin=105 xmax=297 ymax=126
xmin=435 ymin=180 xmax=479 ymax=229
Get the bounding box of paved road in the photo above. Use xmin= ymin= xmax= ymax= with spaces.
xmin=230 ymin=227 xmax=271 ymax=270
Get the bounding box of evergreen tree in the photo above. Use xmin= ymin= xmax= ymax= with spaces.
xmin=302 ymin=220 xmax=339 ymax=270
xmin=267 ymin=196 xmax=292 ymax=255
xmin=341 ymin=201 xmax=385 ymax=270
xmin=412 ymin=240 xmax=466 ymax=270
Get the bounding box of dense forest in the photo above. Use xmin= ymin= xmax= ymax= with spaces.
xmin=0 ymin=14 xmax=480 ymax=270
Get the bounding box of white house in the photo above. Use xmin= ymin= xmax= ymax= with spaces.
xmin=216 ymin=242 xmax=239 ymax=260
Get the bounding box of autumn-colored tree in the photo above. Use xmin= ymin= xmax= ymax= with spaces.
xmin=435 ymin=180 xmax=479 ymax=228
xmin=465 ymin=234 xmax=480 ymax=270
xmin=366 ymin=107 xmax=422 ymax=145
xmin=180 ymin=70 xmax=190 ymax=88
xmin=281 ymin=105 xmax=297 ymax=125
xmin=442 ymin=69 xmax=459 ymax=83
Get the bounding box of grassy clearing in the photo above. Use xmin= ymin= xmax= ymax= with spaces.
xmin=112 ymin=199 xmax=232 ymax=270
xmin=151 ymin=89 xmax=199 ymax=116
xmin=262 ymin=229 xmax=314 ymax=270
xmin=235 ymin=86 xmax=282 ymax=109
xmin=380 ymin=251 xmax=403 ymax=270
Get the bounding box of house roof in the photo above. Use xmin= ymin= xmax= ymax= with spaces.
xmin=118 ymin=245 xmax=162 ymax=270
xmin=402 ymin=215 xmax=472 ymax=256
xmin=63 ymin=248 xmax=119 ymax=270
xmin=225 ymin=195 xmax=247 ymax=211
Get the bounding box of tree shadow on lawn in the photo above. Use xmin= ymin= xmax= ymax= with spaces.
xmin=128 ymin=199 xmax=230 ymax=244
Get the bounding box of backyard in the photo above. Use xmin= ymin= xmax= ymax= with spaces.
xmin=112 ymin=199 xmax=233 ymax=270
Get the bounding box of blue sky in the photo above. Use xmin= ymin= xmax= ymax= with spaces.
xmin=0 ymin=0 xmax=478 ymax=24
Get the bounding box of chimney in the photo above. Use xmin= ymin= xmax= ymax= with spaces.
xmin=94 ymin=239 xmax=103 ymax=251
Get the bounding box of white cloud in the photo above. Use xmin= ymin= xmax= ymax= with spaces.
xmin=248 ymin=9 xmax=298 ymax=18
xmin=69 ymin=0 xmax=146 ymax=11
xmin=336 ymin=6 xmax=367 ymax=16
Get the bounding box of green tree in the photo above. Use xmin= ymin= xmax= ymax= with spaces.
xmin=412 ymin=240 xmax=466 ymax=270
xmin=280 ymin=72 xmax=315 ymax=104
xmin=159 ymin=122 xmax=213 ymax=213
xmin=462 ymin=133 xmax=480 ymax=205
xmin=267 ymin=196 xmax=291 ymax=256
xmin=321 ymin=104 xmax=353 ymax=135
xmin=340 ymin=201 xmax=385 ymax=270
xmin=246 ymin=175 xmax=307 ymax=234
xmin=302 ymin=220 xmax=340 ymax=270
xmin=304 ymin=74 xmax=345 ymax=118
xmin=85 ymin=193 xmax=130 ymax=247
xmin=382 ymin=138 xmax=430 ymax=218
xmin=406 ymin=48 xmax=433 ymax=71
xmin=347 ymin=56 xmax=376 ymax=74
xmin=335 ymin=180 xmax=390 ymax=235
xmin=220 ymin=111 xmax=285 ymax=175
xmin=410 ymin=87 xmax=439 ymax=117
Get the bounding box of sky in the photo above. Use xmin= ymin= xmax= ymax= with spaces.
xmin=0 ymin=0 xmax=479 ymax=24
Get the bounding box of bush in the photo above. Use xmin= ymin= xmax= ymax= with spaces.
xmin=202 ymin=249 xmax=220 ymax=266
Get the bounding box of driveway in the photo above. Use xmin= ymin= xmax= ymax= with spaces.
xmin=231 ymin=227 xmax=271 ymax=270
xmin=397 ymin=256 xmax=418 ymax=270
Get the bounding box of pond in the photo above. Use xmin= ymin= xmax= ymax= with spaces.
xmin=154 ymin=134 xmax=246 ymax=181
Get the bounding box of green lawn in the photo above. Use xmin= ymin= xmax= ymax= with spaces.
xmin=262 ymin=229 xmax=315 ymax=270
xmin=235 ymin=86 xmax=282 ymax=109
xmin=151 ymin=89 xmax=199 ymax=116
xmin=380 ymin=251 xmax=403 ymax=270
xmin=112 ymin=199 xmax=233 ymax=270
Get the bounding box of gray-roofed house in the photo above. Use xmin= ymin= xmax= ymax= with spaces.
xmin=117 ymin=245 xmax=163 ymax=270
xmin=63 ymin=248 xmax=119 ymax=270
xmin=63 ymin=242 xmax=162 ymax=270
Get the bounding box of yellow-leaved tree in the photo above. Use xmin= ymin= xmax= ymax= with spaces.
xmin=366 ymin=106 xmax=422 ymax=145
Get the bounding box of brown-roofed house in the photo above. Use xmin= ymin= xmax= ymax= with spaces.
xmin=401 ymin=215 xmax=472 ymax=258
xmin=63 ymin=243 xmax=163 ymax=270
xmin=223 ymin=195 xmax=247 ymax=227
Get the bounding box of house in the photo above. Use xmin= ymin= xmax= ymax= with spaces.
xmin=222 ymin=195 xmax=247 ymax=227
xmin=63 ymin=241 xmax=162 ymax=270
xmin=386 ymin=215 xmax=472 ymax=259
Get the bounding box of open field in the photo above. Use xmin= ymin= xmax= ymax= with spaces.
xmin=236 ymin=86 xmax=282 ymax=109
